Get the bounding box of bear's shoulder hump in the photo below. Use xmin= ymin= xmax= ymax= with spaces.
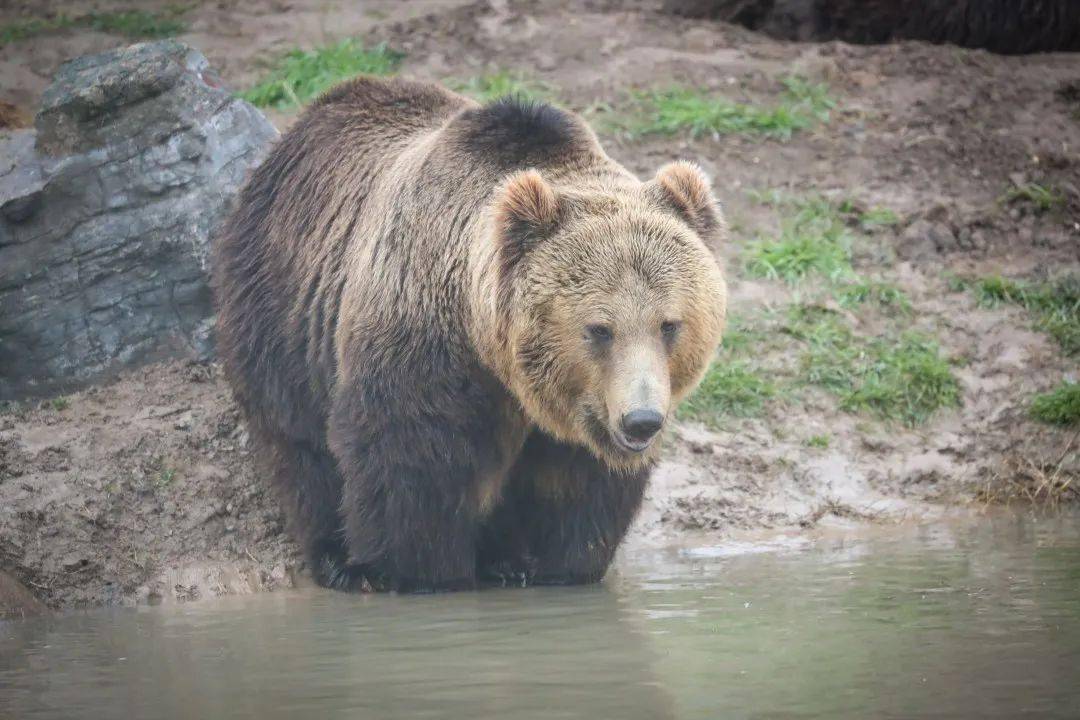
xmin=449 ymin=96 xmax=595 ymax=169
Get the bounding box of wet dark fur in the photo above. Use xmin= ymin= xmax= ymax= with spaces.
xmin=664 ymin=0 xmax=1080 ymax=54
xmin=212 ymin=78 xmax=649 ymax=593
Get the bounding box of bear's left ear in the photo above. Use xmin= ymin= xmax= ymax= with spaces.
xmin=493 ymin=168 xmax=560 ymax=271
xmin=647 ymin=161 xmax=723 ymax=239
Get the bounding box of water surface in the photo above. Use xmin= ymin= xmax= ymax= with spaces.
xmin=3 ymin=511 xmax=1079 ymax=719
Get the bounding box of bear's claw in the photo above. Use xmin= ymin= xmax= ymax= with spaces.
xmin=478 ymin=556 xmax=537 ymax=588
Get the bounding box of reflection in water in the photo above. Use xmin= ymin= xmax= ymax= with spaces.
xmin=1 ymin=582 xmax=677 ymax=720
xmin=2 ymin=511 xmax=1079 ymax=719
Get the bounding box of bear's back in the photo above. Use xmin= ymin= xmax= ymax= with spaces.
xmin=213 ymin=77 xmax=471 ymax=438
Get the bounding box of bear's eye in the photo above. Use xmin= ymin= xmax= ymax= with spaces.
xmin=586 ymin=324 xmax=613 ymax=343
xmin=661 ymin=320 xmax=681 ymax=338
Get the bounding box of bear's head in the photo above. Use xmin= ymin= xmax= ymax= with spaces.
xmin=474 ymin=161 xmax=727 ymax=471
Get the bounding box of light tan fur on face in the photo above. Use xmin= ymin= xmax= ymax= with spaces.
xmin=470 ymin=163 xmax=727 ymax=472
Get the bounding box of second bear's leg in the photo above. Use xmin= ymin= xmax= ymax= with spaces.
xmin=491 ymin=431 xmax=651 ymax=586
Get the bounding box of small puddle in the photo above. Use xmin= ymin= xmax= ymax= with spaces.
xmin=2 ymin=510 xmax=1079 ymax=719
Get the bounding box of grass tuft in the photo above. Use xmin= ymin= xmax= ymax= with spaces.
xmin=973 ymin=274 xmax=1080 ymax=355
xmin=241 ymin=40 xmax=404 ymax=108
xmin=716 ymin=319 xmax=770 ymax=355
xmin=679 ymin=361 xmax=776 ymax=423
xmin=1031 ymin=382 xmax=1080 ymax=425
xmin=836 ymin=280 xmax=911 ymax=312
xmin=0 ymin=7 xmax=188 ymax=47
xmin=451 ymin=70 xmax=553 ymax=104
xmin=744 ymin=196 xmax=855 ymax=282
xmin=973 ymin=275 xmax=1026 ymax=306
xmin=854 ymin=206 xmax=900 ymax=230
xmin=617 ymin=75 xmax=833 ymax=140
xmin=50 ymin=397 xmax=70 ymax=411
xmin=805 ymin=434 xmax=831 ymax=448
xmin=786 ymin=306 xmax=960 ymax=426
xmin=0 ymin=16 xmax=74 ymax=46
xmin=678 ymin=315 xmax=777 ymax=423
xmin=85 ymin=9 xmax=188 ymax=38
xmin=1000 ymin=182 xmax=1064 ymax=214
xmin=157 ymin=467 xmax=177 ymax=487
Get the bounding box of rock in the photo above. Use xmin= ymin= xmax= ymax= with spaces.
xmin=0 ymin=41 xmax=277 ymax=401
xmin=898 ymin=218 xmax=958 ymax=260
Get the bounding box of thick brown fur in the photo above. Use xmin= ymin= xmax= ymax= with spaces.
xmin=212 ymin=77 xmax=726 ymax=593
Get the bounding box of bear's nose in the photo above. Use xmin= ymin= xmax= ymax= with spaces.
xmin=621 ymin=409 xmax=664 ymax=443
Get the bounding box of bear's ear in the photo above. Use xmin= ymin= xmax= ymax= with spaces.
xmin=493 ymin=169 xmax=559 ymax=270
xmin=647 ymin=161 xmax=722 ymax=238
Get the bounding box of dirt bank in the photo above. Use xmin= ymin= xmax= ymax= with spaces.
xmin=1 ymin=0 xmax=1077 ymax=608
xmin=0 ymin=362 xmax=299 ymax=608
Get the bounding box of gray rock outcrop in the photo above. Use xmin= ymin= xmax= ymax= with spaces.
xmin=0 ymin=40 xmax=277 ymax=401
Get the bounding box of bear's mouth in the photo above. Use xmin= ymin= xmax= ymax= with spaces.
xmin=584 ymin=408 xmax=651 ymax=455
xmin=611 ymin=431 xmax=652 ymax=454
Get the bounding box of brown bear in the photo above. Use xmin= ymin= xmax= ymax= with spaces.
xmin=212 ymin=77 xmax=727 ymax=593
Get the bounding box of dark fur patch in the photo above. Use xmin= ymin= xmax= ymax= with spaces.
xmin=477 ymin=431 xmax=651 ymax=586
xmin=452 ymin=96 xmax=591 ymax=169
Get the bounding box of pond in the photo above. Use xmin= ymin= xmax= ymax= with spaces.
xmin=3 ymin=511 xmax=1079 ymax=719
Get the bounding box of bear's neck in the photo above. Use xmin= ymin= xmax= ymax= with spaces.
xmin=465 ymin=207 xmax=515 ymax=389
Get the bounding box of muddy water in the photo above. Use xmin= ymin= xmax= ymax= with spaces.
xmin=3 ymin=512 xmax=1079 ymax=720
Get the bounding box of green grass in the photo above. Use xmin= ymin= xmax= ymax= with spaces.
xmin=680 ymin=360 xmax=776 ymax=423
xmin=681 ymin=300 xmax=960 ymax=427
xmin=451 ymin=70 xmax=553 ymax=104
xmin=785 ymin=306 xmax=960 ymax=426
xmin=617 ymin=75 xmax=834 ymax=140
xmin=678 ymin=315 xmax=778 ymax=424
xmin=744 ymin=193 xmax=906 ymax=290
xmin=973 ymin=275 xmax=1080 ymax=355
xmin=744 ymin=196 xmax=856 ymax=282
xmin=50 ymin=397 xmax=70 ymax=411
xmin=716 ymin=319 xmax=770 ymax=355
xmin=805 ymin=434 xmax=831 ymax=448
xmin=156 ymin=467 xmax=177 ymax=488
xmin=836 ymin=280 xmax=911 ymax=312
xmin=972 ymin=275 xmax=1025 ymax=306
xmin=0 ymin=15 xmax=74 ymax=46
xmin=780 ymin=76 xmax=835 ymax=122
xmin=1031 ymin=382 xmax=1080 ymax=425
xmin=853 ymin=205 xmax=900 ymax=230
xmin=240 ymin=40 xmax=404 ymax=108
xmin=85 ymin=9 xmax=188 ymax=38
xmin=782 ymin=304 xmax=850 ymax=355
xmin=1000 ymin=183 xmax=1065 ymax=213
xmin=0 ymin=7 xmax=188 ymax=47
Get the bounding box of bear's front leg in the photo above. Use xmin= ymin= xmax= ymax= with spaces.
xmin=486 ymin=431 xmax=651 ymax=586
xmin=328 ymin=379 xmax=496 ymax=593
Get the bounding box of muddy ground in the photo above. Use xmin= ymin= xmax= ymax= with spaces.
xmin=1 ymin=0 xmax=1078 ymax=610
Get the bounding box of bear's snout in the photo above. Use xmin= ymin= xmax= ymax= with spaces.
xmin=616 ymin=408 xmax=665 ymax=452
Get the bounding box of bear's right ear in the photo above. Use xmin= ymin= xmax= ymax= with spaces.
xmin=493 ymin=169 xmax=559 ymax=271
xmin=647 ymin=161 xmax=722 ymax=239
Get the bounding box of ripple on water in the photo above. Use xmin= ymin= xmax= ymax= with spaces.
xmin=1 ymin=510 xmax=1079 ymax=720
